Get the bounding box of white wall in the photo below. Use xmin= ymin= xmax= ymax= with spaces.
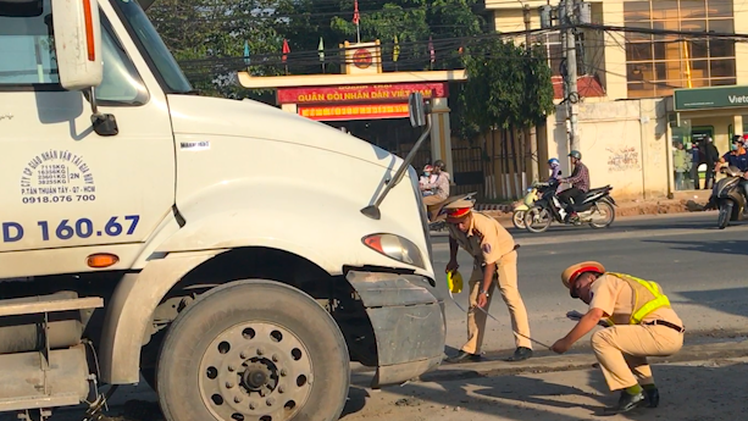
xmin=546 ymin=98 xmax=670 ymax=200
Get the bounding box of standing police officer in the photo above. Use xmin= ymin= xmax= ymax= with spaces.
xmin=443 ymin=199 xmax=533 ymax=363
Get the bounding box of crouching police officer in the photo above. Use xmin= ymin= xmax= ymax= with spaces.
xmin=551 ymin=262 xmax=684 ymax=414
xmin=443 ymin=199 xmax=533 ymax=363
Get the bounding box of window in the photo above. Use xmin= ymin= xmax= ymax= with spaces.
xmin=623 ymin=0 xmax=736 ymax=98
xmin=97 ymin=21 xmax=149 ymax=105
xmin=0 ymin=0 xmax=148 ymax=105
xmin=533 ymin=33 xmax=586 ymax=78
xmin=0 ymin=1 xmax=58 ymax=85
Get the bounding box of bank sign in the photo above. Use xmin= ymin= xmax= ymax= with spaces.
xmin=674 ymin=85 xmax=748 ymax=111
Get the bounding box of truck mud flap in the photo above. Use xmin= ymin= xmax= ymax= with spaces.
xmin=345 ymin=271 xmax=445 ymax=387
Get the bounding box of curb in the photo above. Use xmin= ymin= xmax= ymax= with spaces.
xmin=417 ymin=338 xmax=748 ymax=384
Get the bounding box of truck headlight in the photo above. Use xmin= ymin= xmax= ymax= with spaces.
xmin=363 ymin=234 xmax=426 ymax=269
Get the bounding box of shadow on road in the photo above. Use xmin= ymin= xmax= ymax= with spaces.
xmin=342 ymin=359 xmax=748 ymax=421
xmin=673 ymin=286 xmax=748 ymax=319
xmin=642 ymin=239 xmax=748 ymax=257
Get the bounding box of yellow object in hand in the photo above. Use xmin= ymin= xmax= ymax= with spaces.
xmin=447 ymin=270 xmax=464 ymax=294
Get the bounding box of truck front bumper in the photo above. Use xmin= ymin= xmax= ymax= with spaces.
xmin=345 ymin=270 xmax=446 ymax=388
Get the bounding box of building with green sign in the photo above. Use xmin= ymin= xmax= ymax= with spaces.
xmin=483 ymin=0 xmax=747 ymax=198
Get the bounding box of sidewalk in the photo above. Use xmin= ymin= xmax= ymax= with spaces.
xmin=474 ymin=194 xmax=711 ymax=227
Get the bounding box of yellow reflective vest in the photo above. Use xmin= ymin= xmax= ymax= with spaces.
xmin=603 ymin=272 xmax=672 ymax=326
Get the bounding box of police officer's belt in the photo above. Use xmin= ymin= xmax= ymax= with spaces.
xmin=643 ymin=320 xmax=685 ymax=333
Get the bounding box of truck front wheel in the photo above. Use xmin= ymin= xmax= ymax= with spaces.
xmin=156 ymin=280 xmax=350 ymax=421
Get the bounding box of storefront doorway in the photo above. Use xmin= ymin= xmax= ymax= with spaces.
xmin=671 ymin=121 xmax=719 ymax=191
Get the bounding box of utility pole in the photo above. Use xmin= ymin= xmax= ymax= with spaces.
xmin=523 ymin=5 xmax=539 ymax=184
xmin=562 ymin=0 xmax=580 ymax=151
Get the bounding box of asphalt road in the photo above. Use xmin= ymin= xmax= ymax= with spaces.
xmin=6 ymin=212 xmax=748 ymax=421
xmin=432 ymin=211 xmax=748 ymax=358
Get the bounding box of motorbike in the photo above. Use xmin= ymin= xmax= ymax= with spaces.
xmin=522 ymin=179 xmax=616 ymax=233
xmin=512 ymin=177 xmax=560 ymax=230
xmin=705 ymin=165 xmax=748 ymax=229
xmin=427 ymin=191 xmax=478 ymax=232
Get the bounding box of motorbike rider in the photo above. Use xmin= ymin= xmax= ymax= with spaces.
xmin=715 ymin=137 xmax=748 ymax=200
xmin=421 ymin=160 xmax=451 ymax=220
xmin=548 ymin=158 xmax=562 ymax=181
xmin=419 ymin=165 xmax=437 ymax=197
xmin=558 ymin=150 xmax=590 ymax=222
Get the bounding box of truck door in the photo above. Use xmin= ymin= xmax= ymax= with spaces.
xmin=0 ymin=0 xmax=175 ymax=276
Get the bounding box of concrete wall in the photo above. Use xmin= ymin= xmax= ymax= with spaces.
xmin=546 ymin=99 xmax=670 ymax=200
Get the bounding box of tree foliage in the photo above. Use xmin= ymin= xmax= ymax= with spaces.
xmin=457 ymin=38 xmax=555 ymax=136
xmin=146 ymin=0 xmax=289 ymax=98
xmin=146 ymin=0 xmax=488 ymax=96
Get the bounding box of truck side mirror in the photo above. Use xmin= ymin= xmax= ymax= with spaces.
xmin=52 ymin=0 xmax=103 ymax=91
xmin=52 ymin=0 xmax=118 ymax=136
xmin=408 ymin=93 xmax=427 ymax=128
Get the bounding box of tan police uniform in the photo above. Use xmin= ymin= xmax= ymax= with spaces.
xmin=588 ymin=273 xmax=684 ymax=391
xmin=447 ymin=210 xmax=532 ymax=354
xmin=561 ymin=262 xmax=684 ymax=392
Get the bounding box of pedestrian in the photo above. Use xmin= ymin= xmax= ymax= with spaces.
xmin=704 ymin=137 xmax=719 ymax=189
xmin=551 ymin=261 xmax=685 ymax=414
xmin=443 ymin=199 xmax=533 ymax=363
xmin=690 ymin=141 xmax=701 ymax=189
xmin=672 ymin=142 xmax=689 ymax=190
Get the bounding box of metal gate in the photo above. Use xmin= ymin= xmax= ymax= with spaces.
xmin=451 ymin=147 xmax=486 ymax=201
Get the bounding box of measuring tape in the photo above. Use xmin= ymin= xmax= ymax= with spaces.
xmin=445 ymin=244 xmax=554 ymax=351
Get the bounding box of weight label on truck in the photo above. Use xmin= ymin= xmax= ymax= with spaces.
xmin=19 ymin=150 xmax=97 ymax=204
xmin=180 ymin=141 xmax=210 ymax=151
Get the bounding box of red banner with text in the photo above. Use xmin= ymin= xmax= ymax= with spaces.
xmin=278 ymin=82 xmax=448 ymax=105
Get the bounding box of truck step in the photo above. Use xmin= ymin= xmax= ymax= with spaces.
xmin=0 ymin=345 xmax=90 ymax=412
xmin=0 ymin=294 xmax=103 ymax=318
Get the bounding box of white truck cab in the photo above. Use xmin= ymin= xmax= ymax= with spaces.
xmin=0 ymin=0 xmax=445 ymax=419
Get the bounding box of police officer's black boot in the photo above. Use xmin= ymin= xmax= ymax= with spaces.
xmin=643 ymin=385 xmax=659 ymax=408
xmin=505 ymin=346 xmax=533 ymax=362
xmin=444 ymin=350 xmax=481 ymax=364
xmin=603 ymin=390 xmax=646 ymax=415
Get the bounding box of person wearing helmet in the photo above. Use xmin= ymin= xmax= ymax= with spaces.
xmin=551 ymin=262 xmax=684 ymax=414
xmin=547 ymin=158 xmax=561 ymax=181
xmin=421 ymin=160 xmax=451 ymax=220
xmin=558 ymin=150 xmax=590 ymax=222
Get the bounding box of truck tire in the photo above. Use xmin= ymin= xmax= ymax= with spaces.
xmin=156 ymin=280 xmax=350 ymax=421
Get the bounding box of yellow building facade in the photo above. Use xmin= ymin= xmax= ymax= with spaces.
xmin=486 ymin=0 xmax=748 ymax=198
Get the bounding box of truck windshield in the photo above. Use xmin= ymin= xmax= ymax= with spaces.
xmin=112 ymin=0 xmax=193 ymax=94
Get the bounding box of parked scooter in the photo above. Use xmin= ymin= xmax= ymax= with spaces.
xmin=512 ymin=176 xmax=560 ymax=229
xmin=705 ymin=165 xmax=748 ymax=229
xmin=523 ymin=179 xmax=616 ymax=233
xmin=428 ymin=192 xmax=478 ymax=232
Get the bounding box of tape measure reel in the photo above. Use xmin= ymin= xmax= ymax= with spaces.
xmin=447 ymin=270 xmax=464 ymax=294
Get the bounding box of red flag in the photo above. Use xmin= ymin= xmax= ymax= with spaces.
xmin=282 ymin=39 xmax=290 ymax=63
xmin=353 ymin=0 xmax=360 ymax=25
